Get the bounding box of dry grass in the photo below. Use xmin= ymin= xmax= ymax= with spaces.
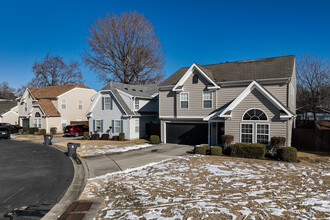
xmin=298 ymin=151 xmax=330 ymax=163
xmin=56 ymin=139 xmax=149 ymax=157
xmin=82 ymin=155 xmax=330 ymax=219
xmin=13 ymin=134 xmax=44 ymax=140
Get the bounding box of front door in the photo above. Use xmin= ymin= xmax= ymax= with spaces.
xmin=217 ymin=122 xmax=225 ymax=145
xmin=22 ymin=119 xmax=29 ymax=127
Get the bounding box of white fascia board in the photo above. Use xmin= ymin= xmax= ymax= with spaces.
xmin=30 ymin=105 xmax=46 ymax=116
xmin=57 ymin=87 xmax=97 ymax=98
xmin=219 ymin=80 xmax=293 ymax=118
xmin=172 ymin=63 xmax=219 ymax=91
xmin=93 ymin=90 xmax=129 ymax=115
xmin=86 ymin=93 xmax=101 ymax=116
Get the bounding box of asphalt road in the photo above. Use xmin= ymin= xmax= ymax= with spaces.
xmin=0 ymin=139 xmax=74 ymax=219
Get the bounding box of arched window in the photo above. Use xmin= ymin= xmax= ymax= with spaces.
xmin=35 ymin=112 xmax=41 ymax=117
xmin=34 ymin=112 xmax=42 ymax=128
xmin=243 ymin=109 xmax=267 ymax=121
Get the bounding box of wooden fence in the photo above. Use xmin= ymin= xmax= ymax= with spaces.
xmin=292 ymin=128 xmax=330 ymax=152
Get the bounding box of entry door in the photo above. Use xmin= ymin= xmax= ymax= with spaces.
xmin=217 ymin=122 xmax=225 ymax=145
xmin=22 ymin=119 xmax=29 ymax=127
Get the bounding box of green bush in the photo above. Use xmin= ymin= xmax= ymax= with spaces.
xmin=50 ymin=127 xmax=57 ymax=135
xmin=211 ymin=146 xmax=222 ymax=156
xmin=28 ymin=127 xmax=39 ymax=134
xmin=150 ymin=135 xmax=160 ymax=144
xmin=119 ymin=132 xmax=125 ymax=141
xmin=39 ymin=129 xmax=46 ymax=135
xmin=91 ymin=134 xmax=100 ymax=140
xmin=83 ymin=132 xmax=90 ymax=140
xmin=230 ymin=143 xmax=266 ymax=159
xmin=194 ymin=146 xmax=206 ymax=155
xmin=202 ymin=144 xmax=210 ymax=151
xmin=101 ymin=134 xmax=109 ymax=140
xmin=222 ymin=134 xmax=234 ymax=148
xmin=277 ymin=147 xmax=298 ymax=162
xmin=23 ymin=127 xmax=29 ymax=133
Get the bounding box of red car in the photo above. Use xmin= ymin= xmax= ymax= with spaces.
xmin=64 ymin=124 xmax=89 ymax=137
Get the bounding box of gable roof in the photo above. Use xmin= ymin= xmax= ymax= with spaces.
xmin=28 ymin=84 xmax=91 ymax=99
xmin=102 ymin=82 xmax=159 ymax=98
xmin=33 ymin=99 xmax=60 ymax=116
xmin=0 ymin=100 xmax=17 ymax=115
xmin=161 ymin=55 xmax=295 ymax=86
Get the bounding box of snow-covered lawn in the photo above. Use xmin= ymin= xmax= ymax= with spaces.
xmin=81 ymin=155 xmax=330 ymax=219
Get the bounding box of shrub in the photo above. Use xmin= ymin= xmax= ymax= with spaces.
xmin=91 ymin=134 xmax=100 ymax=140
xmin=28 ymin=127 xmax=39 ymax=134
xmin=83 ymin=132 xmax=90 ymax=140
xmin=23 ymin=127 xmax=29 ymax=134
xmin=39 ymin=129 xmax=46 ymax=135
xmin=119 ymin=132 xmax=125 ymax=141
xmin=18 ymin=129 xmax=23 ymax=135
xmin=277 ymin=147 xmax=297 ymax=162
xmin=150 ymin=135 xmax=160 ymax=144
xmin=101 ymin=134 xmax=109 ymax=140
xmin=222 ymin=134 xmax=234 ymax=148
xmin=194 ymin=146 xmax=206 ymax=155
xmin=50 ymin=127 xmax=57 ymax=135
xmin=111 ymin=135 xmax=119 ymax=141
xmin=271 ymin=136 xmax=286 ymax=148
xmin=211 ymin=146 xmax=222 ymax=156
xmin=230 ymin=143 xmax=266 ymax=159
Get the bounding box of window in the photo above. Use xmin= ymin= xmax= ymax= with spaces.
xmin=135 ymin=119 xmax=139 ymax=133
xmin=95 ymin=120 xmax=101 ymax=131
xmin=61 ymin=118 xmax=67 ymax=129
xmin=241 ymin=124 xmax=253 ymax=143
xmin=243 ymin=109 xmax=267 ymax=121
xmin=78 ymin=100 xmax=83 ymax=109
xmin=193 ymin=75 xmax=198 ymax=84
xmin=62 ymin=100 xmax=67 ymax=109
xmin=104 ymin=97 xmax=111 ymax=110
xmin=114 ymin=120 xmax=121 ymax=133
xmin=203 ymin=90 xmax=212 ymax=108
xmin=256 ymin=124 xmax=269 ymax=144
xmin=180 ymin=92 xmax=189 ymax=109
xmin=34 ymin=112 xmax=41 ymax=128
xmin=24 ymin=103 xmax=27 ymax=112
xmin=135 ymin=99 xmax=139 ymax=110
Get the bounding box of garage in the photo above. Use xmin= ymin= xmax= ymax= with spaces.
xmin=166 ymin=123 xmax=208 ymax=145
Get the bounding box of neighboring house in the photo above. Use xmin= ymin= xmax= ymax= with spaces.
xmin=0 ymin=97 xmax=18 ymax=125
xmin=17 ymin=84 xmax=97 ymax=133
xmin=296 ymin=107 xmax=330 ymax=121
xmin=86 ymin=82 xmax=159 ymax=140
xmin=159 ymin=55 xmax=296 ymax=146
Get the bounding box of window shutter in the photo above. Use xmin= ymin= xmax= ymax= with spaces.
xmin=120 ymin=120 xmax=123 ymax=133
xmin=93 ymin=120 xmax=95 ymax=132
xmin=110 ymin=97 xmax=113 ymax=110
xmin=112 ymin=120 xmax=114 ymax=133
xmin=102 ymin=97 xmax=104 ymax=110
xmin=100 ymin=120 xmax=103 ymax=133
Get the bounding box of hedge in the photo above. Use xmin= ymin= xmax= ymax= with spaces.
xmin=150 ymin=135 xmax=160 ymax=144
xmin=277 ymin=147 xmax=298 ymax=162
xmin=101 ymin=134 xmax=109 ymax=140
xmin=91 ymin=134 xmax=100 ymax=140
xmin=119 ymin=132 xmax=125 ymax=141
xmin=230 ymin=143 xmax=266 ymax=159
xmin=29 ymin=127 xmax=39 ymax=134
xmin=39 ymin=129 xmax=46 ymax=135
xmin=83 ymin=132 xmax=90 ymax=140
xmin=194 ymin=146 xmax=206 ymax=155
xmin=211 ymin=146 xmax=222 ymax=156
xmin=271 ymin=136 xmax=286 ymax=148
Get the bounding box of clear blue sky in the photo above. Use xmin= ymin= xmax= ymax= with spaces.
xmin=0 ymin=0 xmax=329 ymax=91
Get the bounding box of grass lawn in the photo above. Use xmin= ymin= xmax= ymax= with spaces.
xmin=81 ymin=152 xmax=330 ymax=219
xmin=56 ymin=139 xmax=151 ymax=157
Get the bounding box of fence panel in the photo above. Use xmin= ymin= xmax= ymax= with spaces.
xmin=292 ymin=128 xmax=330 ymax=152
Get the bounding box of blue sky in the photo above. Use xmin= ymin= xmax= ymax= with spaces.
xmin=0 ymin=0 xmax=329 ymax=91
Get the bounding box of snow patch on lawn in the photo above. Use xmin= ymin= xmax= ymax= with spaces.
xmin=81 ymin=143 xmax=152 ymax=156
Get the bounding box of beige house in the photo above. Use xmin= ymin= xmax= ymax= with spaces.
xmin=18 ymin=84 xmax=97 ymax=133
xmin=159 ymin=55 xmax=296 ymax=146
xmin=0 ymin=99 xmax=18 ymax=125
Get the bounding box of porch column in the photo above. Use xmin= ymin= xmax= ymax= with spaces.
xmin=208 ymin=121 xmax=211 ymax=145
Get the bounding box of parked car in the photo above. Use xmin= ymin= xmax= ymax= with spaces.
xmin=0 ymin=127 xmax=10 ymax=139
xmin=0 ymin=123 xmax=22 ymax=134
xmin=64 ymin=124 xmax=89 ymax=137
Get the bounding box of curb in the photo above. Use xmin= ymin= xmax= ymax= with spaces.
xmin=42 ymin=144 xmax=89 ymax=220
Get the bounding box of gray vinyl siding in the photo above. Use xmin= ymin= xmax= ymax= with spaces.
xmin=225 ymin=88 xmax=288 ymax=144
xmin=264 ymin=84 xmax=288 ymax=106
xmin=159 ymin=90 xmax=176 ymax=116
xmin=177 ymin=70 xmax=215 ymax=116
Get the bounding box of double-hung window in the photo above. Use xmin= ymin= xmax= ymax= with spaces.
xmin=34 ymin=112 xmax=41 ymax=128
xmin=95 ymin=119 xmax=101 ymax=131
xmin=24 ymin=103 xmax=27 ymax=112
xmin=256 ymin=124 xmax=269 ymax=144
xmin=104 ymin=97 xmax=111 ymax=110
xmin=114 ymin=120 xmax=121 ymax=133
xmin=203 ymin=90 xmax=212 ymax=108
xmin=78 ymin=100 xmax=83 ymax=109
xmin=135 ymin=99 xmax=139 ymax=110
xmin=62 ymin=100 xmax=67 ymax=109
xmin=241 ymin=124 xmax=253 ymax=143
xmin=135 ymin=119 xmax=139 ymax=133
xmin=180 ymin=92 xmax=189 ymax=109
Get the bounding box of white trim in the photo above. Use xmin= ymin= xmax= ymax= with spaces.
xmin=256 ymin=123 xmax=270 ymax=143
xmin=179 ymin=92 xmax=189 ymax=110
xmin=57 ymin=87 xmax=97 ymax=98
xmin=159 ymin=116 xmax=205 ymax=119
xmin=164 ymin=122 xmax=167 ymax=143
xmin=218 ymin=77 xmax=291 ymax=87
xmin=202 ymin=90 xmax=213 ymax=109
xmin=172 ymin=63 xmax=219 ymax=91
xmin=219 ymin=80 xmax=293 ymax=119
xmin=241 ymin=108 xmax=269 ymax=122
xmin=240 ymin=123 xmax=254 ymax=143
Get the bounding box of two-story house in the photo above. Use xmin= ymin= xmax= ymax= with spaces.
xmin=159 ymin=55 xmax=296 ymax=146
xmin=0 ymin=97 xmax=18 ymax=125
xmin=86 ymin=82 xmax=159 ymax=139
xmin=18 ymin=84 xmax=97 ymax=133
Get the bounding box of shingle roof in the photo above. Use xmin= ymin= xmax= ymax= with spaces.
xmin=101 ymin=82 xmax=159 ymax=116
xmin=33 ymin=99 xmax=60 ymax=116
xmin=160 ymin=55 xmax=295 ymax=86
xmin=0 ymin=100 xmax=17 ymax=115
xmin=28 ymin=84 xmax=91 ymax=99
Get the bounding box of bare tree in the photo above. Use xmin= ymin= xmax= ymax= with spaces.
xmin=0 ymin=81 xmax=16 ymax=100
xmin=83 ymin=11 xmax=164 ymax=84
xmin=297 ymin=55 xmax=330 ymax=121
xmin=29 ymin=54 xmax=83 ymax=88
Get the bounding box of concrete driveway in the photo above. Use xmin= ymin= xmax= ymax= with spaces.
xmin=0 ymin=139 xmax=74 ymax=219
xmin=84 ymin=143 xmax=194 ymax=178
